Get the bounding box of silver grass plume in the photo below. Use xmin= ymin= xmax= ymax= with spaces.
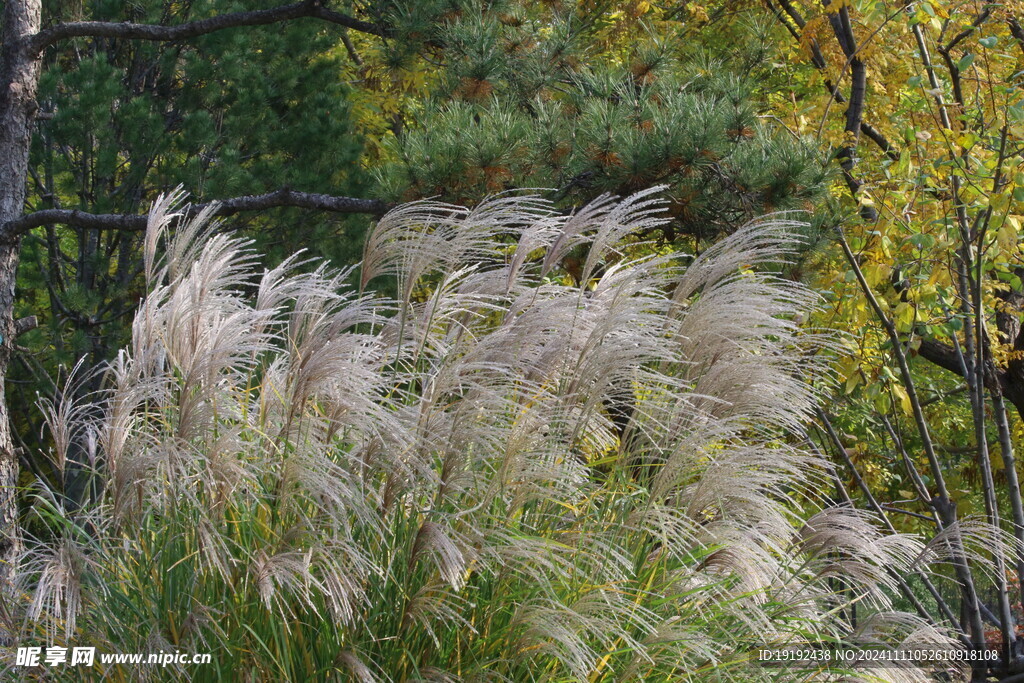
xmin=11 ymin=190 xmax=979 ymax=682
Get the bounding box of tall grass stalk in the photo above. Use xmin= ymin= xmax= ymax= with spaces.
xmin=6 ymin=190 xmax=980 ymax=681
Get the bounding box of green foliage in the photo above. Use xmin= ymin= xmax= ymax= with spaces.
xmin=373 ymin=7 xmax=827 ymax=243
xmin=17 ymin=0 xmax=370 ymax=465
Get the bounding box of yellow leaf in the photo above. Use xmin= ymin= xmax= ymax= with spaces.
xmin=998 ymin=218 xmax=1018 ymax=253
xmin=845 ymin=371 xmax=861 ymax=395
xmin=894 ymin=302 xmax=915 ymax=332
xmin=893 ymin=384 xmax=914 ymax=416
xmin=864 ymin=262 xmax=891 ymax=287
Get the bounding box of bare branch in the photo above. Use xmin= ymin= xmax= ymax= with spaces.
xmin=916 ymin=337 xmax=966 ymax=377
xmin=340 ymin=30 xmax=364 ymax=67
xmin=13 ymin=316 xmax=37 ymax=338
xmin=944 ymin=8 xmax=991 ymax=54
xmin=25 ymin=1 xmax=389 ymax=55
xmin=762 ymin=0 xmax=900 ymax=162
xmin=917 ymin=334 xmax=1024 ymax=421
xmin=1 ymin=190 xmax=390 ymax=240
xmin=860 ymin=122 xmax=899 ymax=162
xmin=881 ymin=505 xmax=937 ymax=522
xmin=1010 ymin=17 xmax=1024 ymax=57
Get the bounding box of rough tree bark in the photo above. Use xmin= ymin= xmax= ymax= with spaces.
xmin=0 ymin=0 xmax=43 ymax=590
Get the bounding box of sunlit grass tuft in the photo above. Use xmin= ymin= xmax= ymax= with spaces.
xmin=9 ymin=190 xmax=966 ymax=681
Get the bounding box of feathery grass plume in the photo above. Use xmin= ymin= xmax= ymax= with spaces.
xmin=914 ymin=516 xmax=1024 ymax=585
xmin=11 ymin=191 xmax=977 ymax=681
xmin=844 ymin=612 xmax=969 ymax=683
xmin=797 ymin=506 xmax=924 ymax=604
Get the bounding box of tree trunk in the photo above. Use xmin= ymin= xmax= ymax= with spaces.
xmin=0 ymin=0 xmax=42 ymax=588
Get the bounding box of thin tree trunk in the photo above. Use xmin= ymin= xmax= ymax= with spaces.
xmin=836 ymin=229 xmax=988 ymax=667
xmin=993 ymin=389 xmax=1024 ymax=610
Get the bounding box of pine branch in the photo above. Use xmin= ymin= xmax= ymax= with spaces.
xmin=1 ymin=190 xmax=390 ymax=240
xmin=25 ymin=1 xmax=389 ymax=54
xmin=13 ymin=316 xmax=38 ymax=339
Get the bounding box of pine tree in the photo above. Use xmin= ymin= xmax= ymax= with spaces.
xmin=369 ymin=2 xmax=828 ymax=246
xmin=14 ymin=0 xmax=370 ymax=468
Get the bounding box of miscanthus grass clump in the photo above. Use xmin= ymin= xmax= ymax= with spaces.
xmin=7 ymin=190 xmax=971 ymax=680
